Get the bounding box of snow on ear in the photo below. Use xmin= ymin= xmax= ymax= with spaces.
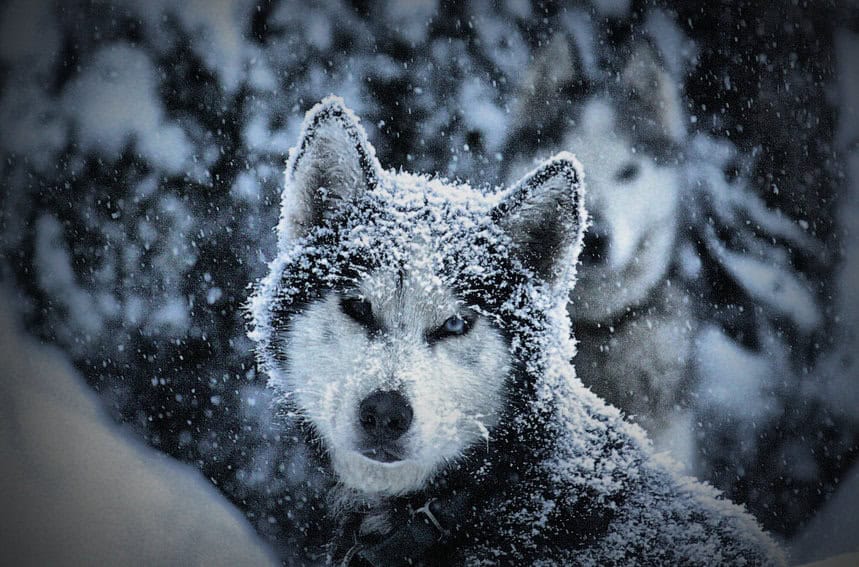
xmin=493 ymin=153 xmax=586 ymax=283
xmin=279 ymin=96 xmax=381 ymax=243
xmin=621 ymin=42 xmax=685 ymax=144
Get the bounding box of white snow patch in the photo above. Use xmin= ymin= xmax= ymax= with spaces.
xmin=0 ymin=301 xmax=278 ymax=566
xmin=459 ymin=79 xmax=508 ymax=152
xmin=122 ymin=0 xmax=253 ymax=92
xmin=385 ymin=0 xmax=437 ymax=44
xmin=152 ymin=296 xmax=190 ymax=331
xmin=207 ymin=287 xmax=223 ymax=305
xmin=232 ymin=171 xmax=262 ymax=201
xmin=504 ymin=0 xmax=532 ymax=19
xmin=0 ymin=82 xmax=67 ymax=172
xmin=644 ymin=9 xmax=698 ymax=78
xmin=695 ymin=325 xmax=776 ymax=423
xmin=63 ymin=43 xmax=192 ymax=173
xmin=589 ymin=0 xmax=631 ymax=18
xmin=561 ymin=10 xmax=600 ymax=80
xmin=707 ymin=234 xmax=821 ymax=333
xmin=34 ymin=215 xmax=103 ymax=337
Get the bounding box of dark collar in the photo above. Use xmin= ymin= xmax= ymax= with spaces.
xmin=339 ymin=494 xmax=468 ymax=567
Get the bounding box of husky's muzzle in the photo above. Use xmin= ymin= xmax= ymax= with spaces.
xmin=357 ymin=390 xmax=414 ymax=463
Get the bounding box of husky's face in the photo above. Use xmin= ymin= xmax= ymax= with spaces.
xmin=566 ymin=98 xmax=681 ymax=322
xmin=284 ymin=267 xmax=511 ymax=495
xmin=253 ymin=97 xmax=584 ymax=496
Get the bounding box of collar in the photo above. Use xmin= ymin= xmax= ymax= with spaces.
xmin=342 ymin=495 xmax=466 ymax=567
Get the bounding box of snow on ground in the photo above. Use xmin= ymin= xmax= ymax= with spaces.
xmin=0 ymin=295 xmax=277 ymax=567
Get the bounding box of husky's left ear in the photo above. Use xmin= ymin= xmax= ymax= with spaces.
xmin=493 ymin=153 xmax=586 ymax=283
xmin=279 ymin=96 xmax=382 ymax=243
xmin=621 ymin=42 xmax=685 ymax=144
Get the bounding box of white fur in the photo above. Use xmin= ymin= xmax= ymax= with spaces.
xmin=255 ymin=96 xmax=580 ymax=497
xmin=279 ymin=266 xmax=510 ymax=495
xmin=278 ymin=97 xmax=381 ymax=246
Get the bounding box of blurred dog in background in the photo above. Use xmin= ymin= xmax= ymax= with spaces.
xmin=505 ymin=35 xmax=698 ymax=464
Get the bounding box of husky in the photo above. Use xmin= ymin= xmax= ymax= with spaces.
xmin=506 ymin=38 xmax=700 ymax=462
xmin=249 ymin=96 xmax=783 ymax=565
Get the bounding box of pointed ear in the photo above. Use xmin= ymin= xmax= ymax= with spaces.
xmin=620 ymin=42 xmax=685 ymax=144
xmin=492 ymin=153 xmax=586 ymax=283
xmin=518 ymin=32 xmax=578 ymax=113
xmin=279 ymin=96 xmax=382 ymax=242
xmin=509 ymin=32 xmax=580 ymax=143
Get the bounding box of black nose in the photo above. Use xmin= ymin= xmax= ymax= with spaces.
xmin=359 ymin=390 xmax=414 ymax=442
xmin=581 ymin=227 xmax=609 ymax=266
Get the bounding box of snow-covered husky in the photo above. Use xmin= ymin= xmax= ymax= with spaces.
xmin=249 ymin=96 xmax=783 ymax=565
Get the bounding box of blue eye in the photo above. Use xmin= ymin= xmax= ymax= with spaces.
xmin=443 ymin=316 xmax=466 ymax=335
xmin=427 ymin=314 xmax=474 ymax=344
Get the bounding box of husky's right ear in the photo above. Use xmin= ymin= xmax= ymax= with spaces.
xmin=621 ymin=42 xmax=685 ymax=144
xmin=279 ymin=96 xmax=382 ymax=243
xmin=492 ymin=153 xmax=586 ymax=284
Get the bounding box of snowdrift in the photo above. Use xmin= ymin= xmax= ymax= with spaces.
xmin=0 ymin=298 xmax=277 ymax=567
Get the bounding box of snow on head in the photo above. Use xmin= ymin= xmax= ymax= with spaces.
xmin=250 ymin=96 xmax=585 ymax=495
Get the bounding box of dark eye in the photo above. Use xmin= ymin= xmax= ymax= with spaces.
xmin=615 ymin=162 xmax=640 ymax=182
xmin=340 ymin=297 xmax=380 ymax=332
xmin=427 ymin=314 xmax=474 ymax=344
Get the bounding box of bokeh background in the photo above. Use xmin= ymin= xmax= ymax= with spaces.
xmin=1 ymin=0 xmax=858 ymax=564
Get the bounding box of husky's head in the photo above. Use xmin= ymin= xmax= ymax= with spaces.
xmin=569 ymin=44 xmax=685 ymax=322
xmin=250 ymin=97 xmax=585 ymax=496
xmin=511 ymin=41 xmax=686 ymax=323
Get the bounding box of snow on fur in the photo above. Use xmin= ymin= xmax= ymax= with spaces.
xmin=248 ymin=97 xmax=784 ymax=564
